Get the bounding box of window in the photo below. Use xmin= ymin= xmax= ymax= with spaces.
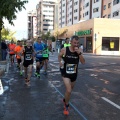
xmin=74 ymin=1 xmax=78 ymax=5
xmin=85 ymin=11 xmax=88 ymax=16
xmin=85 ymin=2 xmax=89 ymax=8
xmin=74 ymin=16 xmax=77 ymax=20
xmin=113 ymin=11 xmax=119 ymax=17
xmin=94 ymin=0 xmax=99 ymax=3
xmin=102 ymin=37 xmax=119 ymax=51
xmin=108 ymin=14 xmax=111 ymax=18
xmin=113 ymin=0 xmax=120 ymax=5
xmin=108 ymin=3 xmax=111 ymax=8
xmin=43 ymin=24 xmax=52 ymax=26
xmin=93 ymin=7 xmax=99 ymax=13
xmin=103 ymin=5 xmax=106 ymax=10
xmin=43 ymin=29 xmax=48 ymax=31
xmin=74 ymin=9 xmax=77 ymax=13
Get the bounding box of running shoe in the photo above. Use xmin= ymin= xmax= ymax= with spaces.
xmin=20 ymin=71 xmax=23 ymax=76
xmin=37 ymin=73 xmax=40 ymax=78
xmin=43 ymin=71 xmax=47 ymax=75
xmin=63 ymin=104 xmax=69 ymax=115
xmin=35 ymin=72 xmax=38 ymax=77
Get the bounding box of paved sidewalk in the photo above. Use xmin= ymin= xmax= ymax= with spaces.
xmin=0 ymin=61 xmax=7 ymax=78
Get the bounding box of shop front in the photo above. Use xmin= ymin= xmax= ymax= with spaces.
xmin=58 ymin=18 xmax=120 ymax=55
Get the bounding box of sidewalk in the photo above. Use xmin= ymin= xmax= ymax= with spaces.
xmin=0 ymin=61 xmax=7 ymax=78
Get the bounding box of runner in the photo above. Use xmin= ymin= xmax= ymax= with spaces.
xmin=14 ymin=41 xmax=23 ymax=75
xmin=22 ymin=40 xmax=34 ymax=86
xmin=8 ymin=40 xmax=16 ymax=65
xmin=34 ymin=37 xmax=45 ymax=78
xmin=58 ymin=35 xmax=85 ymax=115
xmin=42 ymin=45 xmax=49 ymax=75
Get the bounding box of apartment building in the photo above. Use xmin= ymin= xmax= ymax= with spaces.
xmin=58 ymin=0 xmax=120 ymax=55
xmin=27 ymin=10 xmax=37 ymax=39
xmin=36 ymin=0 xmax=58 ymax=36
xmin=59 ymin=0 xmax=120 ymax=28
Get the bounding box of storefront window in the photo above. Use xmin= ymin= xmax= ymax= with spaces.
xmin=102 ymin=37 xmax=119 ymax=51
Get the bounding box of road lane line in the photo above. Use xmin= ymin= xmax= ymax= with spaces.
xmin=49 ymin=81 xmax=88 ymax=120
xmin=101 ymin=97 xmax=120 ymax=110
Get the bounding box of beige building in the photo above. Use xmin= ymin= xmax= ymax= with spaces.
xmin=36 ymin=0 xmax=58 ymax=36
xmin=58 ymin=18 xmax=120 ymax=55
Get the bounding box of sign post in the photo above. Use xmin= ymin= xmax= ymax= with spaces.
xmin=94 ymin=33 xmax=97 ymax=54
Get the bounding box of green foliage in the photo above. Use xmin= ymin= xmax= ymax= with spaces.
xmin=1 ymin=27 xmax=16 ymax=40
xmin=50 ymin=36 xmax=55 ymax=42
xmin=41 ymin=31 xmax=51 ymax=40
xmin=0 ymin=0 xmax=28 ymax=25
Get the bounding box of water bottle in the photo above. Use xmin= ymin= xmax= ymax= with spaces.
xmin=60 ymin=59 xmax=64 ymax=69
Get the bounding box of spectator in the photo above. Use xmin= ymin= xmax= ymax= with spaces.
xmin=1 ymin=40 xmax=8 ymax=60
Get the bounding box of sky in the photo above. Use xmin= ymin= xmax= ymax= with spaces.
xmin=4 ymin=0 xmax=39 ymax=40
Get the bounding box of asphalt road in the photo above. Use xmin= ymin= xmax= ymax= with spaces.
xmin=0 ymin=52 xmax=120 ymax=120
xmin=48 ymin=52 xmax=120 ymax=120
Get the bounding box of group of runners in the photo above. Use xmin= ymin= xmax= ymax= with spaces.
xmin=8 ymin=35 xmax=85 ymax=116
xmin=8 ymin=37 xmax=51 ymax=86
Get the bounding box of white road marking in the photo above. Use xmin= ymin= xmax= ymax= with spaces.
xmin=101 ymin=97 xmax=120 ymax=110
xmin=49 ymin=63 xmax=59 ymax=68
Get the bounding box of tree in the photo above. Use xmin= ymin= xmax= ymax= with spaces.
xmin=1 ymin=27 xmax=16 ymax=40
xmin=41 ymin=31 xmax=51 ymax=40
xmin=0 ymin=0 xmax=28 ymax=60
xmin=53 ymin=25 xmax=68 ymax=40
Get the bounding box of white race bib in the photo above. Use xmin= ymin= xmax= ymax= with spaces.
xmin=25 ymin=54 xmax=32 ymax=60
xmin=66 ymin=64 xmax=77 ymax=74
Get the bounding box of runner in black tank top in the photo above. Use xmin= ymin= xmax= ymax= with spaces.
xmin=63 ymin=47 xmax=79 ymax=80
xmin=22 ymin=40 xmax=34 ymax=86
xmin=58 ymin=35 xmax=85 ymax=115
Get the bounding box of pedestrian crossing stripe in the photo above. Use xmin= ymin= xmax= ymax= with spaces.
xmin=0 ymin=79 xmax=4 ymax=95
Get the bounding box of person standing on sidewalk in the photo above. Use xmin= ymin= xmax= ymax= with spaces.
xmin=22 ymin=40 xmax=34 ymax=86
xmin=58 ymin=35 xmax=85 ymax=115
xmin=1 ymin=40 xmax=8 ymax=61
xmin=34 ymin=37 xmax=45 ymax=78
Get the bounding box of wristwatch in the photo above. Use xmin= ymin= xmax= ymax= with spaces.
xmin=78 ymin=52 xmax=82 ymax=55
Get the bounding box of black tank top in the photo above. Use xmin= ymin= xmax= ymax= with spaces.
xmin=24 ymin=46 xmax=33 ymax=61
xmin=64 ymin=47 xmax=79 ymax=76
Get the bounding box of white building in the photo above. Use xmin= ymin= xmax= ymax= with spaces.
xmin=36 ymin=0 xmax=58 ymax=36
xmin=59 ymin=0 xmax=120 ymax=28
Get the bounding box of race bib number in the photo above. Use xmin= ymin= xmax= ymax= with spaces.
xmin=37 ymin=50 xmax=42 ymax=56
xmin=25 ymin=54 xmax=32 ymax=60
xmin=66 ymin=64 xmax=77 ymax=74
xmin=43 ymin=50 xmax=48 ymax=54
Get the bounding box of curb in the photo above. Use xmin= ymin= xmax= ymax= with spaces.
xmin=0 ymin=69 xmax=4 ymax=77
xmin=0 ymin=61 xmax=7 ymax=78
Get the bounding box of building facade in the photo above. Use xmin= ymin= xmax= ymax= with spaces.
xmin=59 ymin=0 xmax=120 ymax=28
xmin=36 ymin=0 xmax=58 ymax=36
xmin=57 ymin=0 xmax=120 ymax=55
xmin=27 ymin=10 xmax=37 ymax=39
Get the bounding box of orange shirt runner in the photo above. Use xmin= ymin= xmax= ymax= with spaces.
xmin=9 ymin=44 xmax=16 ymax=54
xmin=14 ymin=45 xmax=23 ymax=59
